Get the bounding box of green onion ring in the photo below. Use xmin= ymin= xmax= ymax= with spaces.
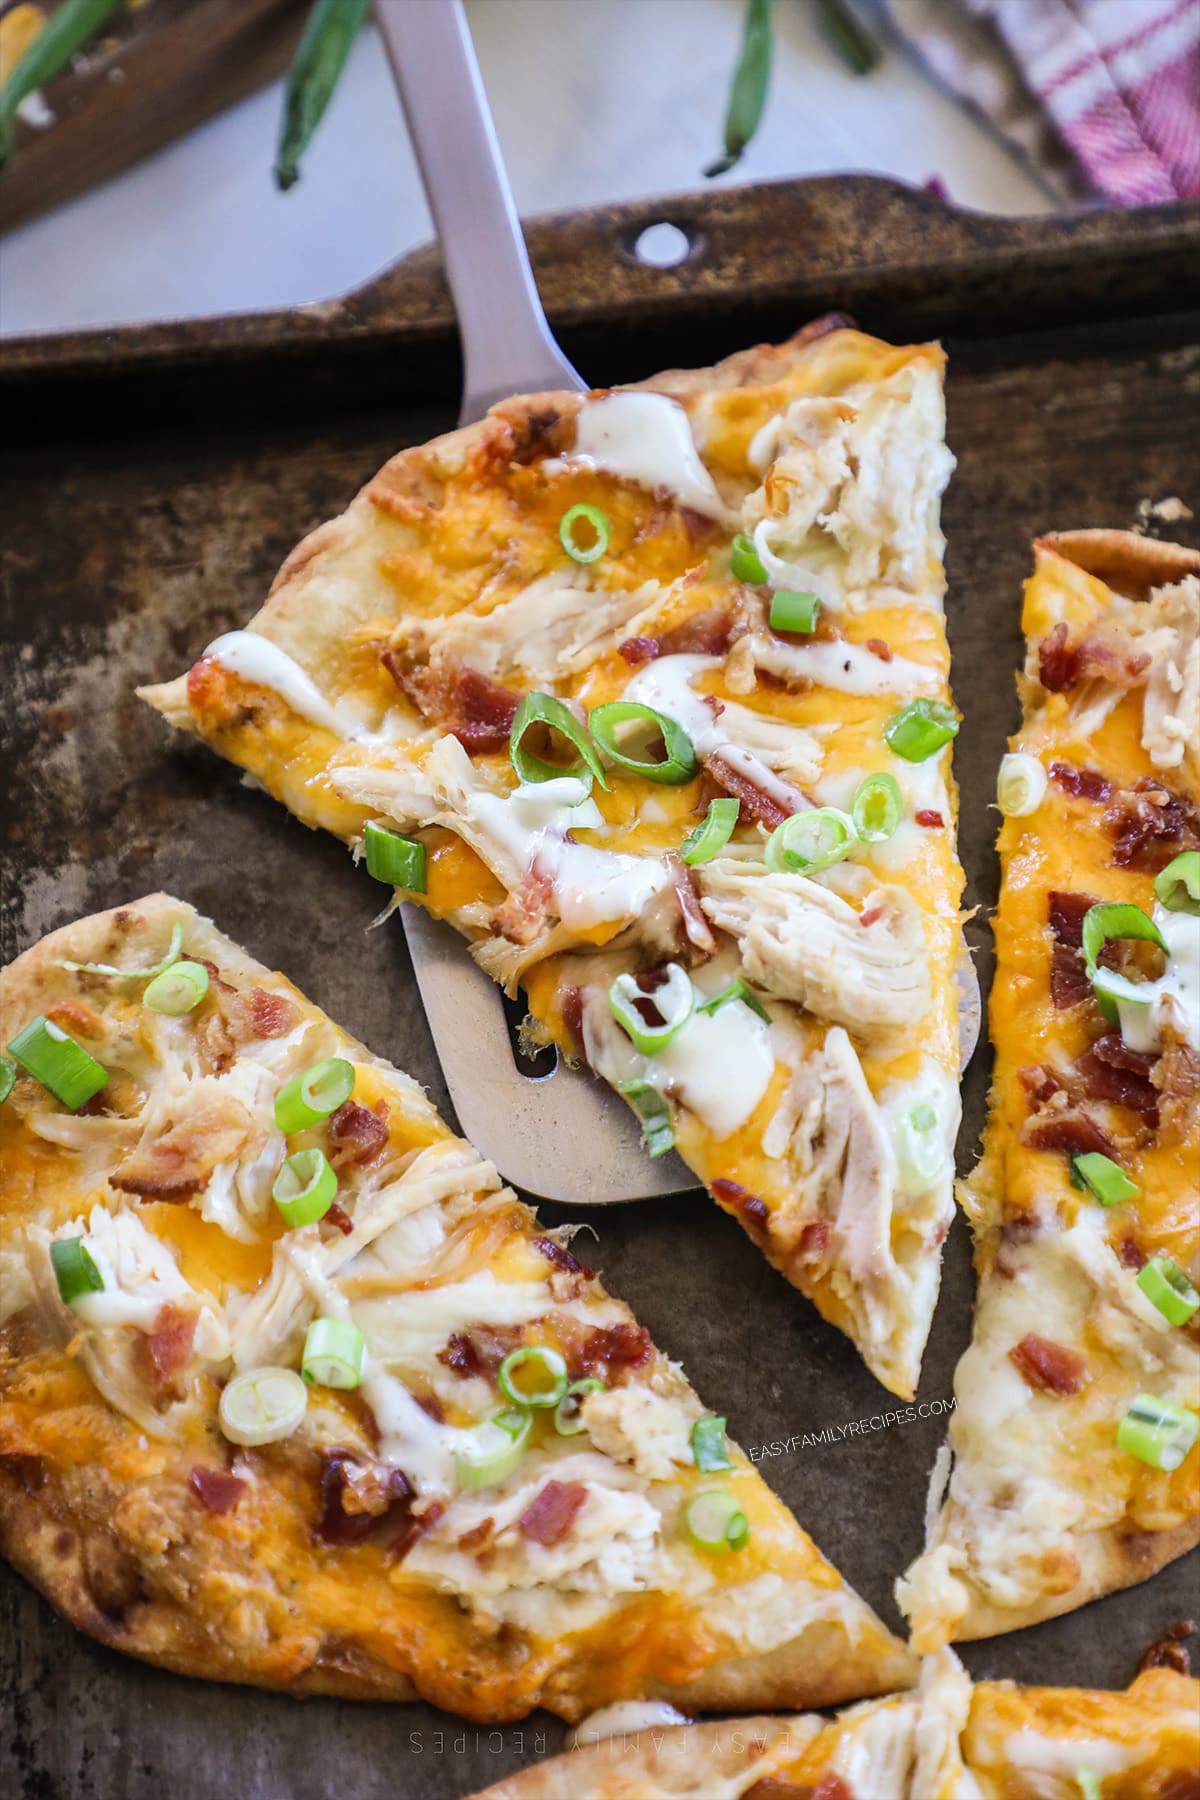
xmin=50 ymin=1237 xmax=104 ymax=1305
xmin=851 ymin=773 xmax=903 ymax=843
xmin=1136 ymin=1255 xmax=1199 ymax=1327
xmin=301 ymin=1317 xmax=366 ymax=1389
xmin=1117 ymin=1393 xmax=1199 ymax=1472
xmin=273 ymin=1147 xmax=338 ymax=1227
xmin=1081 ymin=902 xmax=1168 ymax=1025
xmin=554 ymin=1377 xmax=606 ymax=1437
xmin=691 ymin=1416 xmax=734 ymax=1472
xmin=510 ymin=691 xmax=608 ymax=790
xmin=681 ymin=796 xmax=740 ymax=865
xmin=274 ymin=1057 xmax=356 ymax=1134
xmin=764 ymin=807 xmax=857 ymax=875
xmin=617 ymin=1078 xmax=675 ymax=1157
xmin=730 ymin=532 xmax=768 ymax=584
xmin=7 ymin=1016 xmax=108 ymax=1111
xmin=996 ymin=752 xmax=1047 ymax=819
xmin=884 ymin=699 xmax=959 ymax=762
xmin=699 ymin=978 xmax=769 ymax=1023
xmin=497 ymin=1345 xmax=569 ymax=1410
xmin=588 ymin=700 xmax=699 ymax=785
xmin=364 ymin=820 xmax=427 ymax=891
xmin=684 ymin=1488 xmax=750 ymax=1552
xmin=892 ymin=1101 xmax=947 ymax=1196
xmin=1070 ymin=1151 xmax=1138 ymax=1207
xmin=559 ymin=503 xmax=611 ymax=565
xmin=59 ymin=919 xmax=184 ymax=981
xmin=0 ymin=1056 xmax=16 ymax=1106
xmin=609 ymin=964 xmax=694 ymax=1054
xmin=143 ymin=961 xmax=210 ymax=1017
xmin=768 ymin=589 xmax=820 ymax=633
xmin=1155 ymin=850 xmax=1200 ymax=916
xmin=219 ymin=1366 xmax=308 ymax=1446
xmin=455 ymin=1407 xmax=532 ymax=1490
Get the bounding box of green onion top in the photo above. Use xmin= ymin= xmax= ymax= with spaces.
xmin=691 ymin=1416 xmax=734 ymax=1471
xmin=730 ymin=532 xmax=767 ymax=584
xmin=588 ymin=700 xmax=699 ymax=785
xmin=768 ymin=589 xmax=820 ymax=634
xmin=1080 ymin=901 xmax=1167 ymax=1025
xmin=1136 ymin=1254 xmax=1199 ymax=1327
xmin=497 ymin=1344 xmax=569 ymax=1410
xmin=7 ymin=1016 xmax=108 ymax=1111
xmin=618 ymin=1078 xmax=675 ymax=1158
xmin=884 ymin=699 xmax=959 ymax=762
xmin=1155 ymin=850 xmax=1200 ymax=916
xmin=0 ymin=1056 xmax=15 ymax=1106
xmin=699 ymin=978 xmax=770 ymax=1023
xmin=59 ymin=919 xmax=184 ymax=981
xmin=851 ymin=772 xmax=902 ymax=843
xmin=50 ymin=1237 xmax=104 ymax=1306
xmin=680 ymin=796 xmax=739 ymax=865
xmin=764 ymin=807 xmax=857 ymax=876
xmin=559 ymin=503 xmax=610 ymax=565
xmin=364 ymin=820 xmax=427 ymax=891
xmin=609 ymin=964 xmax=694 ymax=1055
xmin=510 ymin=691 xmax=608 ymax=790
xmin=1070 ymin=1151 xmax=1138 ymax=1206
xmin=1074 ymin=1772 xmax=1102 ymax=1800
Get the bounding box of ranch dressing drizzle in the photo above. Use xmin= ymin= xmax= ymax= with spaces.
xmin=570 ymin=392 xmax=732 ymax=521
xmin=1117 ymin=903 xmax=1200 ymax=1054
xmin=204 ymin=631 xmax=380 ymax=744
xmin=468 ymin=786 xmax=669 ymax=932
xmin=751 ymin=633 xmax=941 ymax=697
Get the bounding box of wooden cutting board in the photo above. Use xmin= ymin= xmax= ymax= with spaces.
xmin=0 ymin=0 xmax=306 ymax=234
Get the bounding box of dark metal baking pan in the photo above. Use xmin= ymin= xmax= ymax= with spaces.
xmin=1 ymin=176 xmax=1198 ymax=1800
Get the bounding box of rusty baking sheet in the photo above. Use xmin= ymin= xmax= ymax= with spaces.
xmin=2 ymin=177 xmax=1198 ymax=1800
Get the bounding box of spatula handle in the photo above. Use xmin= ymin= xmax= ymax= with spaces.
xmin=375 ymin=0 xmax=584 ymax=421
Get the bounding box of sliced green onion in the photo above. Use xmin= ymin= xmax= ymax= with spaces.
xmin=0 ymin=1056 xmax=15 ymax=1105
xmin=681 ymin=796 xmax=739 ymax=866
xmin=618 ymin=1078 xmax=675 ymax=1157
xmin=892 ymin=1101 xmax=947 ymax=1196
xmin=764 ymin=807 xmax=857 ymax=876
xmin=1071 ymin=1151 xmax=1138 ymax=1207
xmin=555 ymin=1377 xmax=606 ymax=1437
xmin=7 ymin=1017 xmax=108 ymax=1111
xmin=609 ymin=964 xmax=694 ymax=1054
xmin=50 ymin=1237 xmax=104 ymax=1305
xmin=273 ymin=1148 xmax=338 ymax=1227
xmin=684 ymin=1488 xmax=750 ymax=1552
xmin=301 ymin=1317 xmax=366 ymax=1389
xmin=996 ymin=752 xmax=1047 ymax=818
xmin=219 ymin=1366 xmax=308 ymax=1446
xmin=851 ymin=773 xmax=902 ymax=843
xmin=1137 ymin=1254 xmax=1200 ymax=1327
xmin=274 ymin=1057 xmax=356 ymax=1134
xmin=1074 ymin=1774 xmax=1102 ymax=1800
xmin=142 ymin=961 xmax=210 ymax=1016
xmin=1155 ymin=850 xmax=1200 ymax=916
xmin=59 ymin=919 xmax=184 ymax=981
xmin=589 ymin=700 xmax=698 ymax=786
xmin=455 ymin=1407 xmax=532 ymax=1491
xmin=700 ymin=978 xmax=769 ymax=1024
xmin=768 ymin=589 xmax=820 ymax=633
xmin=497 ymin=1345 xmax=569 ymax=1410
xmin=1081 ymin=902 xmax=1168 ymax=1025
xmin=884 ymin=699 xmax=959 ymax=762
xmin=1117 ymin=1393 xmax=1199 ymax=1472
xmin=510 ymin=691 xmax=608 ymax=790
xmin=364 ymin=820 xmax=427 ymax=890
xmin=730 ymin=532 xmax=767 ymax=584
xmin=691 ymin=1416 xmax=734 ymax=1472
xmin=559 ymin=503 xmax=610 ymax=565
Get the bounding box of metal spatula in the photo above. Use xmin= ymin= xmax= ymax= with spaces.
xmin=376 ymin=0 xmax=695 ymax=1204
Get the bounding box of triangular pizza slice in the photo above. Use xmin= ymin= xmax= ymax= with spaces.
xmin=0 ymin=894 xmax=913 ymax=1720
xmin=900 ymin=532 xmax=1200 ymax=1651
xmin=140 ymin=320 xmax=966 ymax=1399
xmin=468 ymin=1650 xmax=1200 ymax=1798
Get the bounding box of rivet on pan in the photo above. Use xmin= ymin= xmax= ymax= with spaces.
xmin=628 ymin=222 xmax=695 ymax=268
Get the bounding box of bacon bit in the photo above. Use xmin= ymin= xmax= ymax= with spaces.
xmin=532 ymin=1236 xmax=593 ymax=1281
xmin=1049 ymin=761 xmax=1114 ymax=804
xmin=490 ymin=861 xmax=555 ymax=946
xmin=798 ymin=1219 xmax=831 ymax=1259
xmin=1153 ymin=1040 xmax=1200 ymax=1145
xmin=915 ymin=809 xmax=944 ymax=828
xmin=713 ymin=1178 xmax=770 ymax=1231
xmin=242 ymin=988 xmax=298 ymax=1040
xmin=46 ymin=1000 xmax=105 ymax=1038
xmin=517 ymin=1480 xmax=588 ymax=1548
xmin=1021 ymin=1099 xmax=1116 ymax=1158
xmin=1037 ymin=622 xmax=1077 ymax=692
xmin=1008 ymin=1333 xmax=1088 ymax=1395
xmin=1158 ymin=1773 xmax=1200 ymax=1800
xmin=110 ymin=1096 xmax=253 ymax=1198
xmin=865 ymin=637 xmax=893 ymax=662
xmin=703 ymin=753 xmax=801 ymax=829
xmin=1077 ymin=1034 xmax=1161 ymax=1125
xmin=1048 ymin=889 xmax=1100 ymax=1010
xmin=413 ymin=1391 xmax=445 ymax=1423
xmin=658 ymin=607 xmax=733 ymax=657
xmin=858 ymin=904 xmax=885 ymax=928
xmin=437 ymin=1325 xmax=529 ymax=1379
xmin=457 ymin=1516 xmax=494 ymax=1553
xmin=618 ymin=635 xmax=659 ymax=667
xmin=328 ymin=1100 xmax=389 ymax=1169
xmin=560 ymin=986 xmax=587 ymax=1061
xmin=1106 ymin=776 xmax=1200 ymax=872
xmin=664 ymin=851 xmax=717 ymax=955
xmin=1117 ymin=1235 xmax=1147 ymax=1271
xmin=186 ymin=654 xmax=237 ymax=716
xmin=194 ymin=957 xmax=235 ymax=995
xmin=325 ymin=1201 xmax=354 ymax=1237
xmin=577 ymin=1322 xmax=654 ymax=1381
xmin=384 ymin=651 xmax=520 ymax=755
xmin=1038 ymin=621 xmax=1150 ymax=693
xmin=1137 ymin=1620 xmax=1195 ymax=1677
xmin=317 ymin=1451 xmax=415 ymax=1547
xmin=137 ymin=1303 xmax=197 ymax=1397
xmin=749 ymin=1778 xmax=855 ymax=1800
xmin=189 ymin=1467 xmax=245 ymax=1515
xmin=1018 ymin=1065 xmax=1062 ymax=1107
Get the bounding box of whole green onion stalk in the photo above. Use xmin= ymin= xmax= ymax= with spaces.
xmin=0 ymin=0 xmax=122 ymax=168
xmin=276 ymin=0 xmax=371 ymax=191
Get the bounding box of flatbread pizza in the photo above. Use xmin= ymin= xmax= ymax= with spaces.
xmin=0 ymin=895 xmax=915 ymax=1720
xmin=467 ymin=1648 xmax=1200 ymax=1798
xmin=140 ymin=320 xmax=966 ymax=1400
xmin=899 ymin=532 xmax=1200 ymax=1650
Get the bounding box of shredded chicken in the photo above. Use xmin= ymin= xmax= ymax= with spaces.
xmin=696 ymin=860 xmax=932 ymax=1035
xmin=109 ymin=1090 xmax=257 ymax=1199
xmin=1141 ymin=577 xmax=1199 ymax=782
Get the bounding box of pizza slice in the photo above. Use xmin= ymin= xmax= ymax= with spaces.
xmin=899 ymin=531 xmax=1200 ymax=1651
xmin=0 ymin=894 xmax=915 ymax=1721
xmin=139 ymin=320 xmax=966 ymax=1400
xmin=467 ymin=1650 xmax=1200 ymax=1798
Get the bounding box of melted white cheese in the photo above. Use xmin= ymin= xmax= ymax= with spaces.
xmin=469 ymin=787 xmax=669 ymax=931
xmin=568 ymin=1701 xmax=689 ymax=1747
xmin=571 ymin=392 xmax=730 ymax=520
xmin=204 ymin=631 xmax=379 ymax=743
xmin=1003 ymin=1731 xmax=1133 ymax=1777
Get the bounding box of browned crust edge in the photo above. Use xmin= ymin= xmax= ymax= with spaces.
xmin=1038 ymin=527 xmax=1200 ymax=601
